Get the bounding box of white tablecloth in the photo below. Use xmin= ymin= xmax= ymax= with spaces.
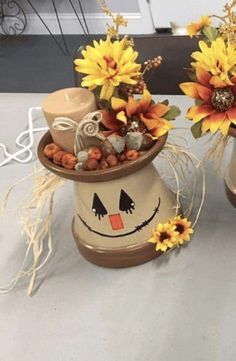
xmin=0 ymin=93 xmax=235 ymax=361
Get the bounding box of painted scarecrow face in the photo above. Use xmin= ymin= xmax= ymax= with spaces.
xmin=74 ymin=164 xmax=176 ymax=248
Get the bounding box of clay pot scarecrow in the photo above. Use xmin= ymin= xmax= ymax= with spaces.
xmin=38 ymin=132 xmax=178 ymax=267
xmin=225 ymin=127 xmax=236 ymax=207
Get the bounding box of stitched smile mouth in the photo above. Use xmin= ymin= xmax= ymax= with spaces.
xmin=77 ymin=197 xmax=161 ymax=238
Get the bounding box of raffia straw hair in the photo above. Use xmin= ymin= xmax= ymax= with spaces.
xmin=160 ymin=142 xmax=205 ymax=228
xmin=204 ymin=133 xmax=232 ymax=176
xmin=0 ymin=167 xmax=65 ymax=296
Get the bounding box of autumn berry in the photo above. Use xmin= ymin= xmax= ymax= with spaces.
xmin=88 ymin=147 xmax=102 ymax=161
xmin=61 ymin=153 xmax=77 ymax=170
xmin=53 ymin=151 xmax=67 ymax=166
xmin=125 ymin=149 xmax=139 ymax=161
xmin=44 ymin=143 xmax=62 ymax=159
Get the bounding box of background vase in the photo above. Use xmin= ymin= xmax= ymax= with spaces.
xmin=38 ymin=132 xmax=179 ymax=267
xmin=225 ymin=127 xmax=236 ymax=207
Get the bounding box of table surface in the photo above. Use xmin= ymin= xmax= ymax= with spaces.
xmin=0 ymin=93 xmax=235 ymax=361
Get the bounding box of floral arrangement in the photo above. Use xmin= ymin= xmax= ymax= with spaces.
xmin=180 ymin=0 xmax=236 ymax=138
xmin=49 ymin=0 xmax=180 ymax=172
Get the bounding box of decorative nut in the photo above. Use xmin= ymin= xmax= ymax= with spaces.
xmin=83 ymin=158 xmax=99 ymax=171
xmin=44 ymin=143 xmax=62 ymax=159
xmin=61 ymin=153 xmax=77 ymax=170
xmin=141 ymin=133 xmax=155 ymax=150
xmin=99 ymin=160 xmax=110 ymax=170
xmin=53 ymin=151 xmax=67 ymax=166
xmin=125 ymin=149 xmax=139 ymax=161
xmin=106 ymin=154 xmax=118 ymax=167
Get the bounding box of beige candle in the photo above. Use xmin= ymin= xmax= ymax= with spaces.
xmin=42 ymin=87 xmax=97 ymax=153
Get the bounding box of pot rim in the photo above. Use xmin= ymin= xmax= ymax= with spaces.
xmin=38 ymin=131 xmax=167 ymax=182
xmin=228 ymin=126 xmax=236 ymax=138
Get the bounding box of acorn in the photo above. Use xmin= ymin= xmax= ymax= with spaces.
xmin=107 ymin=134 xmax=125 ymax=154
xmin=125 ymin=132 xmax=143 ymax=150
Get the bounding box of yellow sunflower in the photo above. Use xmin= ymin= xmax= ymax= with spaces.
xmin=170 ymin=216 xmax=193 ymax=245
xmin=74 ymin=36 xmax=141 ymax=100
xmin=148 ymin=223 xmax=178 ymax=252
xmin=191 ymin=37 xmax=236 ymax=87
xmin=187 ymin=15 xmax=211 ymax=38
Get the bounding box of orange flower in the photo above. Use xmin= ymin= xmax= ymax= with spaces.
xmin=180 ymin=66 xmax=236 ymax=136
xmin=110 ymin=89 xmax=173 ymax=138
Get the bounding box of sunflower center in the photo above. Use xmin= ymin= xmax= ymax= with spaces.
xmin=160 ymin=232 xmax=169 ymax=242
xmin=211 ymin=88 xmax=235 ymax=112
xmin=104 ymin=55 xmax=117 ymax=70
xmin=175 ymin=224 xmax=184 ymax=234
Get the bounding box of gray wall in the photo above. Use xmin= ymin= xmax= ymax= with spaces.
xmin=23 ymin=0 xmax=140 ymax=14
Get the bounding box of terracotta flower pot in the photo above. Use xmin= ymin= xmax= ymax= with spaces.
xmin=38 ymin=132 xmax=178 ymax=267
xmin=225 ymin=126 xmax=236 ymax=207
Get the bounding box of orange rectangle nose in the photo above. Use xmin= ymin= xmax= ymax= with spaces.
xmin=109 ymin=213 xmax=124 ymax=231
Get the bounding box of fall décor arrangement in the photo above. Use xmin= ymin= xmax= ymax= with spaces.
xmin=180 ymin=0 xmax=236 ymax=138
xmin=1 ymin=0 xmax=207 ymax=297
xmin=180 ymin=0 xmax=236 ymax=208
xmin=43 ymin=13 xmax=180 ymax=172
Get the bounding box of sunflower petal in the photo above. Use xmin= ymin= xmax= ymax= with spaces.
xmin=227 ymin=107 xmax=236 ymax=124
xmin=139 ymin=89 xmax=152 ymax=112
xmin=126 ymin=96 xmax=138 ymax=117
xmin=186 ymin=104 xmax=215 ymax=122
xmin=116 ymin=111 xmax=127 ymax=124
xmin=179 ymin=82 xmax=200 ymax=99
xmin=111 ymin=97 xmax=127 ymax=111
xmin=100 ymin=82 xmax=114 ymax=100
xmin=148 ymin=103 xmax=169 ymax=118
xmin=220 ymin=119 xmax=231 ymax=136
xmin=196 ymin=84 xmax=212 ymax=102
xmin=196 ymin=66 xmax=211 ymax=86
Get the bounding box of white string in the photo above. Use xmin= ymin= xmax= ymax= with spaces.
xmin=0 ymin=107 xmax=48 ymax=167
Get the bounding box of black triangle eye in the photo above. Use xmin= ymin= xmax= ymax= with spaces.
xmin=92 ymin=193 xmax=107 ymax=220
xmin=119 ymin=189 xmax=135 ymax=214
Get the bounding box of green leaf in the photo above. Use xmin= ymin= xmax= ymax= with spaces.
xmin=202 ymin=26 xmax=219 ymax=42
xmin=164 ymin=105 xmax=181 ymax=120
xmin=161 ymin=99 xmax=169 ymax=106
xmin=191 ymin=121 xmax=203 ymax=138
